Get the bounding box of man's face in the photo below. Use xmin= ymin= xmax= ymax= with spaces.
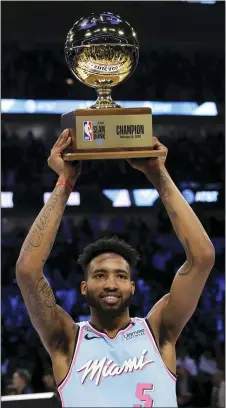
xmin=12 ymin=373 xmax=25 ymax=391
xmin=81 ymin=253 xmax=135 ymax=317
xmin=43 ymin=374 xmax=56 ymax=390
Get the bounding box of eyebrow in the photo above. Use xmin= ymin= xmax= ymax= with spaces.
xmin=92 ymin=268 xmax=129 ymax=274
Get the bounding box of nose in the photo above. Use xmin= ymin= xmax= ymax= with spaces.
xmin=103 ymin=275 xmax=118 ymax=291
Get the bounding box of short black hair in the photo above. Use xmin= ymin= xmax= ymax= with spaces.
xmin=77 ymin=236 xmax=140 ymax=277
xmin=43 ymin=368 xmax=54 ymax=377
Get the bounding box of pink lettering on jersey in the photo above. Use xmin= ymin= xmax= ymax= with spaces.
xmin=77 ymin=350 xmax=154 ymax=385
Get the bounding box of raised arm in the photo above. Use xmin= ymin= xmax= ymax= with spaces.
xmin=16 ymin=129 xmax=81 ymax=356
xmin=128 ymin=138 xmax=215 ymax=343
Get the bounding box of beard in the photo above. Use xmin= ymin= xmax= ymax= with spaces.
xmin=85 ymin=288 xmax=133 ymax=318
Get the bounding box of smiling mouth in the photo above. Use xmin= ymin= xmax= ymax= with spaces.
xmin=102 ymin=295 xmax=121 ymax=305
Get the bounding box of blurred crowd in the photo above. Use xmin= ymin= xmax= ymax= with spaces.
xmin=1 ymin=210 xmax=225 ymax=406
xmin=2 ymin=45 xmax=224 ymax=104
xmin=2 ymin=127 xmax=225 ymax=198
xmin=1 ymin=40 xmax=225 ymax=407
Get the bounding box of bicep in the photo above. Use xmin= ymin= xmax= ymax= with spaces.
xmin=161 ymin=260 xmax=213 ymax=342
xmin=17 ymin=270 xmax=74 ymax=355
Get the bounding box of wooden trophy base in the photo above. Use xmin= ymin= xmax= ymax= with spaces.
xmin=61 ymin=107 xmax=166 ymax=161
xmin=63 ymin=149 xmax=166 ymax=161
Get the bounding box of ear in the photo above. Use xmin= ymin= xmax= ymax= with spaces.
xmin=131 ymin=281 xmax=135 ymax=296
xmin=80 ymin=281 xmax=87 ymax=296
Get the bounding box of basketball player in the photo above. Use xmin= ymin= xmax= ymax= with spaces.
xmin=16 ymin=129 xmax=215 ymax=407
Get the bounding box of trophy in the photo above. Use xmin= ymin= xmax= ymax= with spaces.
xmin=62 ymin=12 xmax=165 ymax=160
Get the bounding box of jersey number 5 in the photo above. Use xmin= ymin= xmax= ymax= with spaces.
xmin=134 ymin=383 xmax=154 ymax=407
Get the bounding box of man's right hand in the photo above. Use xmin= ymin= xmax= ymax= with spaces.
xmin=48 ymin=129 xmax=81 ymax=184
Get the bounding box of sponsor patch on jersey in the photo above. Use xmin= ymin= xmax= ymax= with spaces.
xmin=123 ymin=329 xmax=145 ymax=340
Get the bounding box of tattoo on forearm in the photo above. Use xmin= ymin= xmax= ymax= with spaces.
xmin=21 ymin=185 xmax=68 ymax=261
xmin=36 ymin=277 xmax=56 ymax=308
xmin=25 ymin=277 xmax=57 ymax=323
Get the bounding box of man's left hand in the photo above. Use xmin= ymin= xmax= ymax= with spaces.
xmin=126 ymin=137 xmax=168 ymax=175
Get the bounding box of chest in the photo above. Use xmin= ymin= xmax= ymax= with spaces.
xmin=75 ymin=328 xmax=158 ymax=385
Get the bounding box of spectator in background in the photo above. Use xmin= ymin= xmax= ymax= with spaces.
xmin=211 ymin=370 xmax=225 ymax=408
xmin=42 ymin=368 xmax=61 ymax=405
xmin=198 ymin=350 xmax=218 ymax=407
xmin=176 ymin=347 xmax=198 ymax=377
xmin=11 ymin=369 xmax=33 ymax=394
xmin=42 ymin=368 xmax=57 ymax=392
xmin=176 ymin=362 xmax=200 ymax=407
xmin=199 ymin=350 xmax=217 ymax=376
xmin=2 ymin=46 xmax=224 ymax=103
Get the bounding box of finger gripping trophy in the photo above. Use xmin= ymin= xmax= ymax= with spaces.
xmin=62 ymin=12 xmax=166 ymax=160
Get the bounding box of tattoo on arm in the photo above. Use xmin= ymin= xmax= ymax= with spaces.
xmin=22 ymin=276 xmax=76 ymax=352
xmin=36 ymin=277 xmax=56 ymax=308
xmin=25 ymin=277 xmax=57 ymax=323
xmin=17 ymin=186 xmax=76 ymax=350
xmin=21 ymin=185 xmax=68 ymax=264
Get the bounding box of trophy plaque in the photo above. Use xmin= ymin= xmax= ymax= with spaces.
xmin=62 ymin=12 xmax=165 ymax=160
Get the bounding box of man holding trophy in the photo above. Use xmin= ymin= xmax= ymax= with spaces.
xmin=16 ymin=13 xmax=215 ymax=408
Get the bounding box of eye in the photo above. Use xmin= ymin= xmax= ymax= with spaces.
xmin=118 ymin=274 xmax=127 ymax=279
xmin=95 ymin=273 xmax=105 ymax=279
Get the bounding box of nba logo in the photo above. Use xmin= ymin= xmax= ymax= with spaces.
xmin=83 ymin=121 xmax=93 ymax=141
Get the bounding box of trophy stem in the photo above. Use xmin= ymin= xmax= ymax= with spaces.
xmin=90 ymin=88 xmax=121 ymax=109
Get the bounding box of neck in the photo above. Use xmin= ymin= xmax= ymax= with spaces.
xmin=90 ymin=308 xmax=131 ymax=335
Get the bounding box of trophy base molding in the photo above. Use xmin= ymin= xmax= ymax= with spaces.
xmin=63 ymin=149 xmax=166 ymax=161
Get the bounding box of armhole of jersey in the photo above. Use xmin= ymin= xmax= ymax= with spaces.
xmin=57 ymin=324 xmax=81 ymax=389
xmin=144 ymin=318 xmax=177 ymax=380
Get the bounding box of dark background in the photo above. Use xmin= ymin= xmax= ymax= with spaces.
xmin=2 ymin=1 xmax=224 ymax=46
xmin=1 ymin=2 xmax=225 ymax=407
